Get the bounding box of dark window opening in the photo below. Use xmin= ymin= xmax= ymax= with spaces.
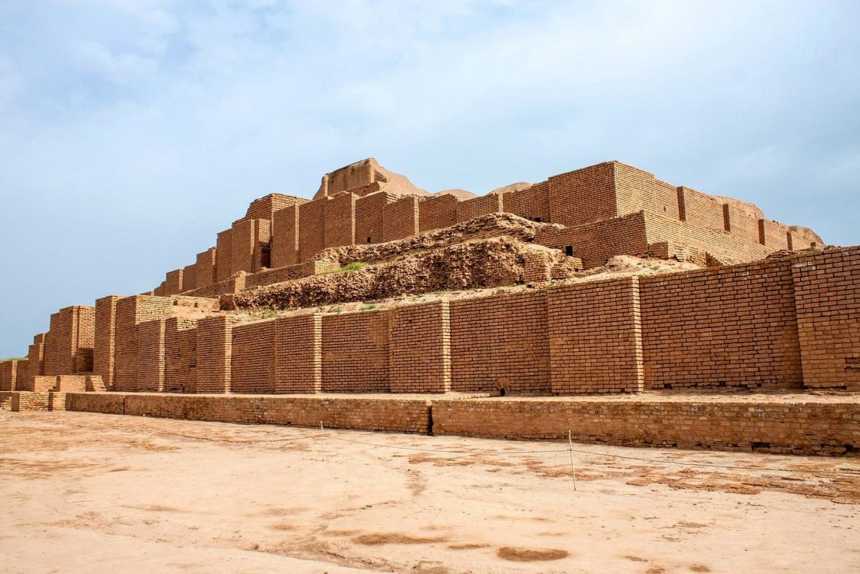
xmin=564 ymin=245 xmax=574 ymax=257
xmin=367 ymin=236 xmax=372 ymax=244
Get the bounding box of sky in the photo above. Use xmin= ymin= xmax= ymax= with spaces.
xmin=1 ymin=0 xmax=858 ymax=357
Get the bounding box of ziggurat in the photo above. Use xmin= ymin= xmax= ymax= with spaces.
xmin=2 ymin=159 xmax=858 ymax=456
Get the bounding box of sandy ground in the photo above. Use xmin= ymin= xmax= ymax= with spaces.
xmin=1 ymin=412 xmax=858 ymax=574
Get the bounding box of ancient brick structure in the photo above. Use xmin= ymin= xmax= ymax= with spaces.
xmin=5 ymin=158 xmax=857 ymax=456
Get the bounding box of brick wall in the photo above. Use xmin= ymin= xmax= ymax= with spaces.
xmin=382 ymin=195 xmax=419 ymax=242
xmin=614 ymin=164 xmax=680 ymax=220
xmin=94 ymin=296 xmax=118 ymax=388
xmin=273 ymin=314 xmax=321 ymax=393
xmin=390 ymin=301 xmax=451 ymax=393
xmin=547 ymin=162 xmax=617 ymax=227
xmin=231 ymin=218 xmax=257 ymax=274
xmin=24 ymin=334 xmax=46 ymax=391
xmin=450 ymin=291 xmax=549 ymax=394
xmin=299 ymin=198 xmax=326 ymax=262
xmin=677 ymin=186 xmax=725 ymax=233
xmin=324 ymin=192 xmax=356 ymax=248
xmin=456 ymin=194 xmax=503 ymax=223
xmin=759 ymin=219 xmax=790 ymax=249
xmin=164 ymin=317 xmax=198 ymax=393
xmin=536 ymin=212 xmax=649 ymax=268
xmin=43 ymin=306 xmax=95 ymax=376
xmin=0 ymin=360 xmax=17 ymax=391
xmin=195 ymin=315 xmax=232 ymax=393
xmin=355 ymin=191 xmax=389 ymax=244
xmin=723 ymin=204 xmax=760 ymax=244
xmin=322 ymin=311 xmax=390 ymax=392
xmin=418 ymin=194 xmax=458 ymax=232
xmin=231 ymin=320 xmax=275 ymax=394
xmin=271 ymin=204 xmax=299 ymax=267
xmin=503 ymin=182 xmax=549 ymax=222
xmin=136 ymin=319 xmax=166 ymax=392
xmin=791 ymin=247 xmax=860 ymax=390
xmin=165 ymin=269 xmax=184 ymax=295
xmin=195 ymin=248 xmax=217 ymax=288
xmin=182 ymin=263 xmax=197 ymax=292
xmin=640 ymin=257 xmax=802 ymax=390
xmin=215 ymin=229 xmax=233 ymax=282
xmin=548 ymin=277 xmax=644 ymax=394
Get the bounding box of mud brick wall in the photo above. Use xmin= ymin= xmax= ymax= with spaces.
xmin=792 ymin=247 xmax=860 ymax=390
xmin=273 ymin=314 xmax=321 ymax=393
xmin=614 ymin=164 xmax=680 ymax=220
xmin=245 ymin=193 xmax=304 ymax=222
xmin=759 ymin=219 xmax=790 ymax=249
xmin=231 ymin=320 xmax=276 ymax=394
xmin=503 ymin=181 xmax=549 ymax=222
xmin=450 ymin=291 xmax=549 ymax=394
xmin=0 ymin=360 xmax=17 ymax=391
xmin=94 ymin=296 xmax=119 ymax=388
xmin=643 ymin=212 xmax=772 ymax=265
xmin=382 ymin=195 xmax=419 ymax=242
xmin=271 ymin=204 xmax=300 ymax=267
xmin=24 ymin=334 xmax=46 ymax=391
xmin=182 ymin=264 xmax=197 ymax=292
xmin=195 ymin=248 xmax=217 ymax=289
xmin=723 ymin=204 xmax=760 ymax=244
xmin=245 ymin=260 xmax=336 ymax=290
xmin=15 ymin=360 xmax=29 ymax=390
xmin=215 ymin=229 xmax=233 ymax=282
xmin=547 ymin=162 xmax=617 ymax=227
xmin=431 ymin=397 xmax=860 ymax=456
xmin=640 ymin=258 xmax=802 ymax=390
xmin=165 ymin=269 xmax=184 ymax=295
xmin=676 ymin=186 xmax=725 ymax=233
xmin=537 ymin=212 xmax=649 ymax=268
xmin=324 ymin=192 xmax=356 ymax=248
xmin=230 ymin=218 xmax=258 ymax=274
xmin=43 ymin=306 xmax=95 ymax=376
xmin=136 ymin=319 xmax=166 ymax=392
xmin=164 ymin=318 xmax=198 ymax=393
xmin=548 ymin=277 xmax=644 ymax=394
xmin=195 ymin=315 xmax=232 ymax=393
xmin=418 ymin=194 xmax=458 ymax=232
xmin=299 ymin=198 xmax=326 ymax=262
xmin=456 ymin=193 xmax=503 ymax=223
xmin=68 ymin=393 xmax=431 ymax=434
xmin=390 ymin=302 xmax=451 ymax=393
xmin=74 ymin=306 xmax=95 ymax=373
xmin=322 ymin=311 xmax=390 ymax=392
xmin=356 ymin=191 xmax=399 ymax=244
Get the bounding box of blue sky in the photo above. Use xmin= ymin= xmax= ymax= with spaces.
xmin=1 ymin=0 xmax=858 ymax=357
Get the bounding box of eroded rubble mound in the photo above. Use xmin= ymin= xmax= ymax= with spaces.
xmin=234 ymin=236 xmax=578 ymax=310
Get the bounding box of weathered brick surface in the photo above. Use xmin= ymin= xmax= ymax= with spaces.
xmin=231 ymin=320 xmax=275 ymax=394
xmin=94 ymin=296 xmax=119 ymax=388
xmin=759 ymin=219 xmax=790 ymax=249
xmin=194 ymin=248 xmax=217 ymax=289
xmin=537 ymin=212 xmax=649 ymax=268
xmin=390 ymin=302 xmax=451 ymax=393
xmin=548 ymin=277 xmax=643 ymax=394
xmin=456 ymin=194 xmax=503 ymax=223
xmin=165 ymin=269 xmax=184 ymax=295
xmin=322 ymin=311 xmax=390 ymax=392
xmin=548 ymin=162 xmax=617 ymax=227
xmin=0 ymin=360 xmax=18 ymax=391
xmin=23 ymin=334 xmax=45 ymax=391
xmin=164 ymin=317 xmax=198 ymax=393
xmin=418 ymin=194 xmax=458 ymax=232
xmin=299 ymin=198 xmax=326 ymax=262
xmin=231 ymin=218 xmax=257 ymax=274
xmin=792 ymin=247 xmax=860 ymax=390
xmin=137 ymin=319 xmax=166 ymax=392
xmin=324 ymin=192 xmax=356 ymax=248
xmin=273 ymin=314 xmax=321 ymax=393
xmin=195 ymin=315 xmax=233 ymax=394
xmin=432 ymin=397 xmax=860 ymax=456
xmin=355 ymin=191 xmax=391 ymax=244
xmin=382 ymin=195 xmax=419 ymax=242
xmin=215 ymin=229 xmax=233 ymax=282
xmin=640 ymin=258 xmax=802 ymax=390
xmin=182 ymin=263 xmax=197 ymax=292
xmin=271 ymin=204 xmax=300 ymax=267
xmin=450 ymin=291 xmax=549 ymax=394
xmin=503 ymin=182 xmax=549 ymax=223
xmin=43 ymin=306 xmax=95 ymax=376
xmin=615 ymin=163 xmax=680 ymax=220
xmin=677 ymin=186 xmax=724 ymax=232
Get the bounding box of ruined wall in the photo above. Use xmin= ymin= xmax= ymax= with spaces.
xmin=165 ymin=269 xmax=184 ymax=295
xmin=0 ymin=360 xmax=17 ymax=391
xmin=536 ymin=212 xmax=649 ymax=268
xmin=164 ymin=317 xmax=197 ymax=393
xmin=389 ymin=301 xmax=451 ymax=393
xmin=640 ymin=257 xmax=802 ymax=390
xmin=136 ymin=319 xmax=166 ymax=392
xmin=231 ymin=320 xmax=275 ymax=394
xmin=456 ymin=194 xmax=503 ymax=223
xmin=24 ymin=334 xmax=46 ymax=391
xmin=43 ymin=306 xmax=95 ymax=376
xmin=322 ymin=311 xmax=390 ymax=392
xmin=450 ymin=291 xmax=549 ymax=394
xmin=548 ymin=162 xmax=617 ymax=227
xmin=418 ymin=194 xmax=459 ymax=233
xmin=759 ymin=220 xmax=790 ymax=250
xmin=273 ymin=314 xmax=321 ymax=393
xmin=271 ymin=204 xmax=300 ymax=267
xmin=792 ymin=247 xmax=860 ymax=391
xmin=324 ymin=192 xmax=356 ymax=248
xmin=614 ymin=164 xmax=680 ymax=220
xmin=548 ymin=277 xmax=644 ymax=394
xmin=677 ymin=186 xmax=725 ymax=233
xmin=298 ymin=198 xmax=326 ymax=262
xmin=194 ymin=248 xmax=217 ymax=289
xmin=355 ymin=192 xmax=391 ymax=244
xmin=215 ymin=229 xmax=233 ymax=282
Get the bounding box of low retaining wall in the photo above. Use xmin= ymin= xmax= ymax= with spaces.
xmin=60 ymin=392 xmax=860 ymax=457
xmin=0 ymin=391 xmax=57 ymax=412
xmin=65 ymin=392 xmax=431 ymax=434
xmin=432 ymin=396 xmax=860 ymax=456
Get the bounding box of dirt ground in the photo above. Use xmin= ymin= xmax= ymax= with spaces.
xmin=1 ymin=412 xmax=858 ymax=574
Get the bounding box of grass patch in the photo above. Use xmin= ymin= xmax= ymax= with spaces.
xmin=337 ymin=261 xmax=368 ymax=273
